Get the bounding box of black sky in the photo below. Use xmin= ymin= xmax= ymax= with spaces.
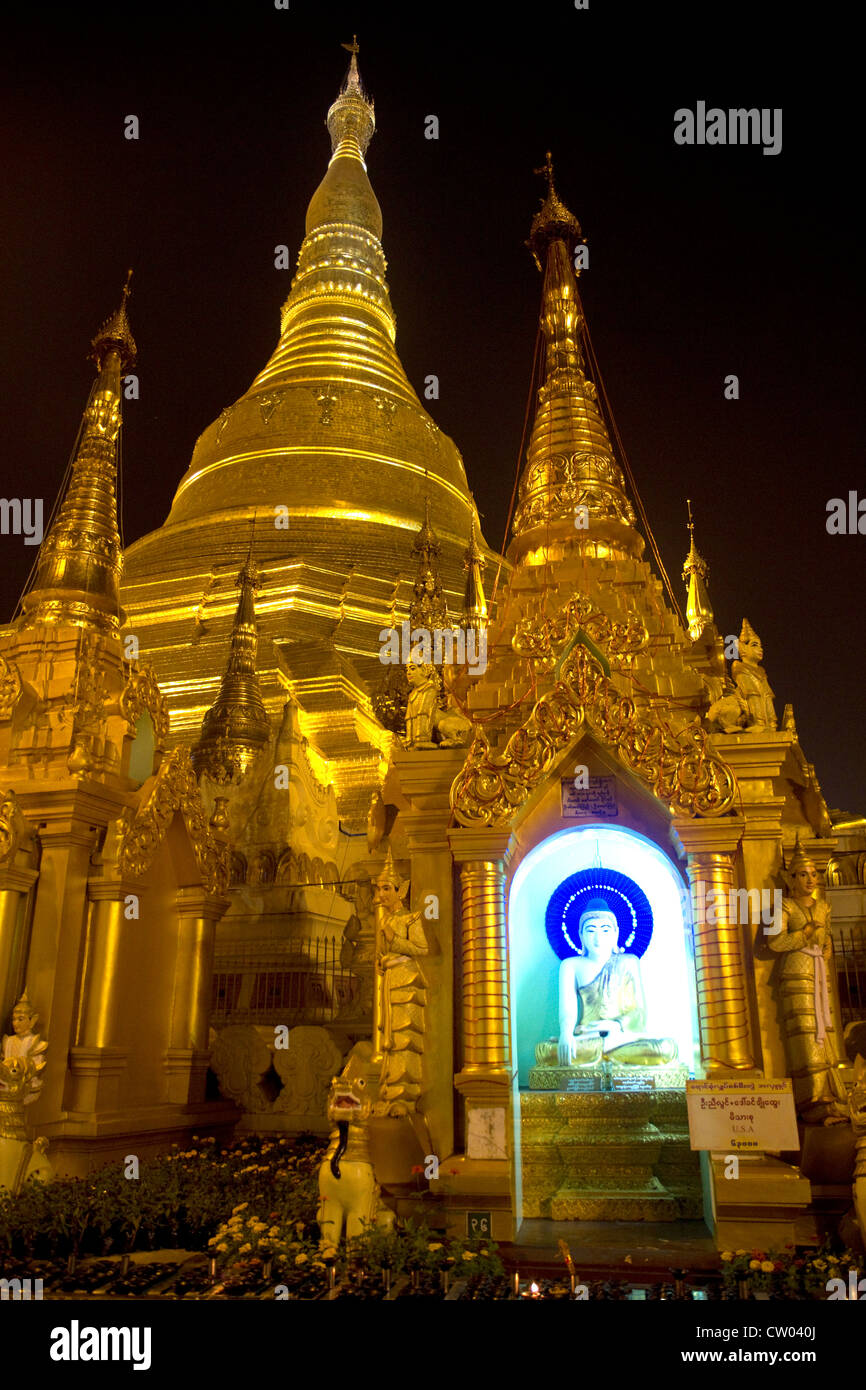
xmin=0 ymin=2 xmax=863 ymax=810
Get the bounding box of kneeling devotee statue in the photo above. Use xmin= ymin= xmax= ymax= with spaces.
xmin=535 ymin=900 xmax=677 ymax=1066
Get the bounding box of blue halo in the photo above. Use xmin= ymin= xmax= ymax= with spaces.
xmin=545 ymin=867 xmax=654 ymax=960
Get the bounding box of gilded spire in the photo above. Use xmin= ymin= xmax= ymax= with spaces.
xmin=509 ymin=157 xmax=641 ymax=563
xmin=682 ymin=499 xmax=713 ymax=641
xmin=21 ymin=274 xmax=135 ymax=634
xmin=461 ymin=509 xmax=488 ymax=630
xmin=410 ymin=491 xmax=448 ymax=630
xmin=191 ymin=542 xmax=271 ymax=782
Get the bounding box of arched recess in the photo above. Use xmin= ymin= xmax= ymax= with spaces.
xmin=508 ymin=823 xmax=698 ymax=1086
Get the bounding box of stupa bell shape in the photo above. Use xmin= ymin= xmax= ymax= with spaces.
xmin=122 ymin=51 xmax=492 ymax=761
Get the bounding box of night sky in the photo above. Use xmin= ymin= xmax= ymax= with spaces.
xmin=1 ymin=3 xmax=862 ymax=811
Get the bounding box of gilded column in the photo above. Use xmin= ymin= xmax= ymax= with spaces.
xmin=165 ymin=887 xmax=224 ymax=1104
xmin=70 ymin=882 xmax=137 ymax=1111
xmin=459 ymin=860 xmax=510 ymax=1074
xmin=672 ymin=816 xmax=756 ymax=1072
xmin=0 ymin=792 xmax=39 ymax=1023
xmin=449 ymin=829 xmax=514 ymax=1092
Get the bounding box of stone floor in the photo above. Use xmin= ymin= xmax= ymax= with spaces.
xmin=501 ymin=1218 xmax=718 ymax=1276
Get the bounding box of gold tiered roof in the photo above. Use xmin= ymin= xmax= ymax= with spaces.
xmin=462 ymin=158 xmax=707 ymax=735
xmin=510 ymin=155 xmax=641 ymax=569
xmin=122 ymin=48 xmax=496 ymax=797
xmin=21 ymin=273 xmax=136 ymax=634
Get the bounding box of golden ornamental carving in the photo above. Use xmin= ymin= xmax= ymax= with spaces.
xmin=117 ymin=746 xmax=229 ymax=895
xmin=452 ymin=596 xmax=736 ymax=825
xmin=119 ymin=663 xmax=170 ymax=747
xmin=0 ymin=793 xmax=20 ymax=864
xmin=0 ymin=655 xmax=22 ymax=721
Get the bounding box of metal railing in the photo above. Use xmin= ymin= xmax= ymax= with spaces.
xmin=211 ymin=934 xmax=361 ymax=1027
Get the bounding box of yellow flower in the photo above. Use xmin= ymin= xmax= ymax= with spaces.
xmin=720 ymin=1251 xmax=733 ymax=1262
xmin=462 ymin=1251 xmax=477 ymax=1261
xmin=427 ymin=1242 xmax=443 ymax=1252
xmin=312 ymin=1260 xmax=326 ymax=1270
xmin=749 ymin=1260 xmax=761 ymax=1270
xmin=217 ymin=1243 xmax=228 ymax=1253
xmin=268 ymin=1226 xmax=281 ymax=1238
xmin=735 ymin=1249 xmax=747 ymax=1256
xmin=827 ymin=1256 xmax=839 ymax=1264
xmin=232 ymin=1203 xmax=249 ymax=1215
xmin=295 ymin=1253 xmax=309 ymax=1266
xmin=813 ymin=1259 xmax=826 ymax=1270
xmin=321 ymin=1246 xmax=337 ymax=1260
xmin=760 ymin=1261 xmax=774 ymax=1274
xmin=239 ymin=1243 xmax=252 ymax=1254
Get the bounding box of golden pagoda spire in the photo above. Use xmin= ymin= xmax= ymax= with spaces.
xmin=410 ymin=489 xmax=448 ymax=630
xmin=461 ymin=507 xmax=488 ymax=630
xmin=191 ymin=538 xmax=271 ymax=782
xmin=21 ymin=272 xmax=136 ymax=634
xmin=509 ymin=155 xmax=641 ymax=564
xmin=682 ymin=499 xmax=714 ymax=641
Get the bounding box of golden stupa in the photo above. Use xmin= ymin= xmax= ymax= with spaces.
xmin=122 ymin=47 xmax=494 ymax=817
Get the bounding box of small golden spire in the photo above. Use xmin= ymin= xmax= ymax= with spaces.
xmin=191 ymin=547 xmax=271 ymax=782
xmin=682 ymin=499 xmax=714 ymax=642
xmin=510 ymin=162 xmax=639 ymax=559
xmin=21 ymin=275 xmax=134 ymax=634
xmin=410 ymin=489 xmax=447 ymax=631
xmin=461 ymin=508 xmax=488 ymax=631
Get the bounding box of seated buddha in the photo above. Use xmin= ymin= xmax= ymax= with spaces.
xmin=535 ymin=900 xmax=678 ymax=1066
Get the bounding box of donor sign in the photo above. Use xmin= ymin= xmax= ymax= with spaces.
xmin=686 ymin=1079 xmax=799 ymax=1152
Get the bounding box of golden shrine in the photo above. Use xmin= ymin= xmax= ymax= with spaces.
xmin=1 ymin=44 xmax=864 ymax=1261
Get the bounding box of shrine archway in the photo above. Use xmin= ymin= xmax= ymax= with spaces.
xmin=508 ymin=824 xmax=698 ymax=1085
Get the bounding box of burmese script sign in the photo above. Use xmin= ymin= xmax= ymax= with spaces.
xmin=686 ymin=1079 xmax=798 ymax=1152
xmin=560 ymin=776 xmax=618 ymax=819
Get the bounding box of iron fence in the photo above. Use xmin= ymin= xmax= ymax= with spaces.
xmin=211 ymin=934 xmax=361 ymax=1027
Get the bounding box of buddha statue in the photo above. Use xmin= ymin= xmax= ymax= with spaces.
xmin=535 ymin=900 xmax=678 ymax=1067
xmin=768 ymin=839 xmax=848 ymax=1124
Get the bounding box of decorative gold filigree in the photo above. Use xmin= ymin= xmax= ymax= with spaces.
xmin=117 ymin=746 xmax=229 ymax=895
xmin=452 ymin=596 xmax=736 ymax=825
xmin=120 ymin=662 xmax=170 ymax=747
xmin=0 ymin=655 xmax=21 ymax=721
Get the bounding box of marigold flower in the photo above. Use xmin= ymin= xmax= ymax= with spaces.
xmin=720 ymin=1251 xmax=733 ymax=1261
xmin=427 ymin=1243 xmax=443 ymax=1252
xmin=239 ymin=1243 xmax=252 ymax=1254
xmin=749 ymin=1260 xmax=761 ymax=1270
xmin=462 ymin=1252 xmax=477 ymax=1261
xmin=760 ymin=1261 xmax=774 ymax=1274
xmin=295 ymin=1253 xmax=309 ymax=1265
xmin=217 ymin=1243 xmax=228 ymax=1253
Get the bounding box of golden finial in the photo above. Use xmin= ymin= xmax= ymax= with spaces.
xmin=90 ymin=269 xmax=137 ymax=371
xmin=462 ymin=503 xmax=488 ymax=631
xmin=341 ymin=34 xmax=360 ymax=56
xmin=527 ymin=151 xmax=584 ymax=270
xmin=682 ymin=500 xmax=713 ymax=641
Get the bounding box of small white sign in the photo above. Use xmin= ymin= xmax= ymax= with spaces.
xmin=686 ymin=1079 xmax=799 ymax=1152
xmin=561 ymin=775 xmax=618 ymax=818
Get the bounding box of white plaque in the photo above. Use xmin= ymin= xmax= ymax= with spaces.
xmin=686 ymin=1079 xmax=799 ymax=1152
xmin=466 ymin=1106 xmax=507 ymax=1160
xmin=560 ymin=775 xmax=618 ymax=818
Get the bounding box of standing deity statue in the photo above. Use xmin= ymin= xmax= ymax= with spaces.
xmin=708 ymin=618 xmax=777 ymax=733
xmin=0 ymin=992 xmax=52 ymax=1193
xmin=535 ymin=900 xmax=677 ymax=1066
xmin=372 ymin=849 xmax=431 ymax=1116
xmin=768 ymin=840 xmax=848 ymax=1124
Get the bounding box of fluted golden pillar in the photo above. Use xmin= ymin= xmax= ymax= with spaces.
xmin=0 ymin=792 xmax=39 ymax=1026
xmin=165 ymin=888 xmax=224 ymax=1104
xmin=672 ymin=816 xmax=755 ymax=1071
xmin=458 ymin=861 xmax=511 ymax=1075
xmin=449 ymin=829 xmax=514 ymax=1095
